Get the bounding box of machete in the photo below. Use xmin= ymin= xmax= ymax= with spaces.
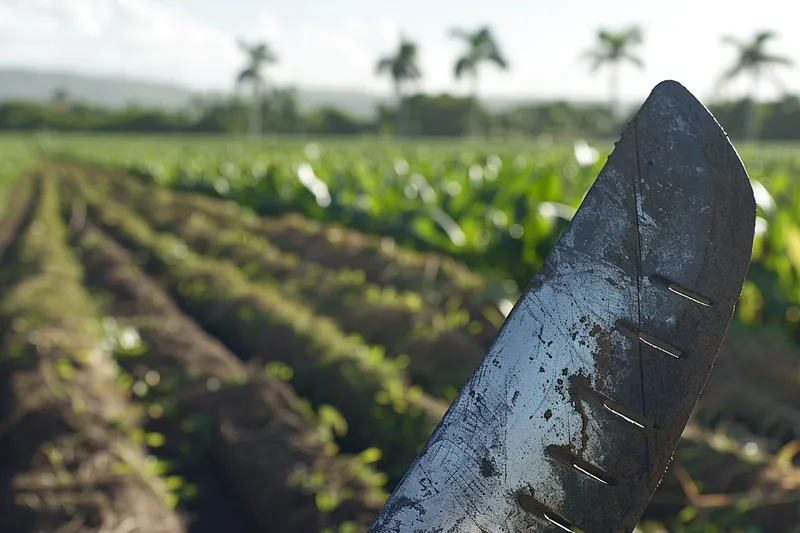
xmin=367 ymin=80 xmax=756 ymax=533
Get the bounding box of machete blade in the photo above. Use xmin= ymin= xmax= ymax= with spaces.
xmin=368 ymin=80 xmax=756 ymax=533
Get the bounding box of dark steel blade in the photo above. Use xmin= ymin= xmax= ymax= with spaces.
xmin=367 ymin=80 xmax=756 ymax=533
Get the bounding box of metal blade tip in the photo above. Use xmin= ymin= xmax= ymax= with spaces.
xmin=636 ymin=79 xmax=754 ymax=195
xmin=642 ymin=80 xmax=712 ymax=124
xmin=649 ymin=79 xmax=692 ymax=99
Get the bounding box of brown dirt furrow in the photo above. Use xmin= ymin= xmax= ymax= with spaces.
xmin=174 ymin=190 xmax=506 ymax=346
xmin=115 ymin=182 xmax=487 ymax=397
xmin=0 ymin=173 xmax=184 ymax=533
xmin=84 ymin=166 xmax=505 ymax=348
xmin=64 ymin=173 xmax=446 ymax=490
xmin=71 ymin=219 xmax=387 ymax=533
xmin=123 ymin=169 xmax=484 ymax=294
xmin=79 ymin=169 xmax=493 ymax=397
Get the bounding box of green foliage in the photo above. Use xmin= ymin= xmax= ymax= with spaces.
xmin=37 ymin=135 xmax=800 ymax=321
xmin=0 ymin=135 xmax=37 ymax=180
xmin=3 ymin=134 xmax=800 ymax=530
xmin=5 ymin=88 xmax=800 ymax=139
xmin=50 ymin=136 xmax=598 ymax=288
xmin=52 ymin=135 xmax=800 ymax=531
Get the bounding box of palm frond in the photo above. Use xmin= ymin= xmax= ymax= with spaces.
xmin=761 ymin=53 xmax=793 ymax=66
xmin=454 ymin=56 xmax=474 ymax=79
xmin=587 ymin=26 xmax=642 ymax=69
xmin=719 ymin=62 xmax=746 ymax=83
xmin=252 ymin=44 xmax=278 ymax=64
xmin=376 ymin=36 xmax=422 ymax=82
xmin=407 ymin=64 xmax=423 ymax=80
xmin=237 ymin=68 xmax=258 ymax=84
xmin=720 ymin=30 xmax=792 ymax=90
xmin=488 ymin=51 xmax=508 ymax=69
xmin=624 ymin=26 xmax=643 ymax=45
xmin=398 ymin=40 xmax=418 ymax=60
xmin=264 ymin=49 xmax=279 ymax=63
xmin=476 ymin=27 xmax=493 ymax=43
xmin=376 ymin=57 xmax=394 ymax=74
xmin=625 ymin=53 xmax=645 ymax=69
xmin=580 ymin=48 xmax=603 ymax=62
xmin=587 ymin=53 xmax=606 ymax=74
xmin=755 ymin=30 xmax=777 ymax=45
xmin=252 ymin=43 xmax=267 ymax=57
xmin=598 ymin=30 xmax=614 ymax=44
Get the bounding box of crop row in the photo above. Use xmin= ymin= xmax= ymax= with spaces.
xmin=54 ymin=138 xmax=800 ymax=339
xmin=1 ymin=138 xmax=798 ymax=532
xmin=86 ymin=162 xmax=492 ymax=299
xmin=0 ymin=172 xmax=184 ymax=532
xmin=69 ymin=217 xmax=387 ymax=532
xmin=0 ymin=166 xmax=444 ymax=532
xmin=85 ymin=167 xmax=495 ymax=397
xmin=63 ymin=168 xmax=448 ymax=488
xmin=67 ymin=160 xmax=800 ymax=531
xmin=57 ymin=139 xmax=586 ymax=288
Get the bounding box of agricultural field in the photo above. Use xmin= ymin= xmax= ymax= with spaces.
xmin=0 ymin=133 xmax=798 ymax=532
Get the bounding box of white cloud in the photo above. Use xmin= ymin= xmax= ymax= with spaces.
xmin=0 ymin=0 xmax=243 ymax=90
xmin=0 ymin=0 xmax=414 ymax=95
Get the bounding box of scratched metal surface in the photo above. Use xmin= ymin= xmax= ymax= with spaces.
xmin=367 ymin=80 xmax=756 ymax=533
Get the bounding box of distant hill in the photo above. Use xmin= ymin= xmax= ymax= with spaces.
xmin=0 ymin=67 xmax=610 ymax=118
xmin=0 ymin=68 xmax=392 ymax=115
xmin=0 ymin=68 xmax=198 ymax=110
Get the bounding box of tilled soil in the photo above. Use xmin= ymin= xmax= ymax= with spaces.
xmin=73 ymin=220 xmax=385 ymax=532
xmin=62 ymin=174 xmax=449 ymax=489
xmin=0 ymin=167 xmax=396 ymax=532
xmin=91 ymin=170 xmax=488 ymax=398
xmin=0 ymin=175 xmax=184 ymax=533
xmin=1 ymin=163 xmax=797 ymax=533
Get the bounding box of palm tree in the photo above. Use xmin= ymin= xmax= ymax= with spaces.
xmin=717 ymin=31 xmax=793 ymax=140
xmin=582 ymin=26 xmax=644 ymax=126
xmin=376 ymin=38 xmax=422 ymax=137
xmin=236 ymin=39 xmax=278 ymax=137
xmin=450 ymin=26 xmax=508 ymax=136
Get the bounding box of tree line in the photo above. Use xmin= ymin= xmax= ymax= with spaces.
xmin=3 ymin=91 xmax=800 ymax=141
xmin=0 ymin=26 xmax=796 ymax=141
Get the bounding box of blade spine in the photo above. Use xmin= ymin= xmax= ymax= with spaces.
xmin=630 ymin=116 xmax=651 ymax=509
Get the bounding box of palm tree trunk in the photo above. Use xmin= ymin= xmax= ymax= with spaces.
xmin=470 ymin=71 xmax=480 ymax=138
xmin=609 ymin=62 xmax=621 ymax=131
xmin=250 ymin=80 xmax=262 ymax=137
xmin=745 ymin=72 xmax=760 ymax=141
xmin=394 ymin=80 xmax=405 ymax=137
xmin=401 ymin=94 xmax=411 ymax=138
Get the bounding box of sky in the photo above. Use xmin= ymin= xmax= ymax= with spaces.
xmin=0 ymin=0 xmax=798 ymax=104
